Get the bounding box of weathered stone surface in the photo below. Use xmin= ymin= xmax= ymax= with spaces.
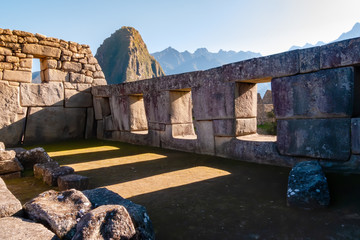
xmin=20 ymin=82 xmax=64 ymax=106
xmin=320 ymin=154 xmax=360 ymax=173
xmin=64 ymin=89 xmax=93 ymax=107
xmin=92 ymin=78 xmax=107 ymax=85
xmin=17 ymin=147 xmax=53 ymax=169
xmin=0 ymin=149 xmax=16 ymax=160
xmin=235 ymin=83 xmax=257 ymax=118
xmin=24 ymin=107 xmax=86 ymax=143
xmin=69 ymin=72 xmax=86 ymax=83
xmin=195 ymin=120 xmax=215 ymax=155
xmin=83 ymin=188 xmax=155 ymax=240
xmin=22 ymin=44 xmax=61 ymax=58
xmin=277 ymin=119 xmax=351 ymax=160
xmin=19 ymin=58 xmax=32 ymax=68
xmin=3 ymin=70 xmax=31 ymax=82
xmin=213 ymin=119 xmax=236 ymax=137
xmin=34 ymin=161 xmax=59 ymax=179
xmin=352 ymin=118 xmax=360 ymax=154
xmin=320 ymin=37 xmax=360 ymax=69
xmin=299 ymin=46 xmax=320 ymax=73
xmin=235 ymin=118 xmax=257 ymax=136
xmin=0 ymin=46 xmax=12 ymax=55
xmin=43 ymin=69 xmax=67 ymax=82
xmin=170 ymin=90 xmax=193 ymax=123
xmin=222 ymin=50 xmax=299 ymax=82
xmin=85 ymin=107 xmax=95 ymax=139
xmin=272 ymin=67 xmax=355 ymax=119
xmin=0 ymin=142 xmax=4 ymax=151
xmin=40 ymin=58 xmax=57 ymax=70
xmin=109 ymin=96 xmax=130 ymax=130
xmin=63 ymin=61 xmax=82 ymax=72
xmin=0 ymin=171 xmax=21 ymax=179
xmin=57 ymin=174 xmax=89 ymax=191
xmin=129 ymin=95 xmax=148 ymax=131
xmin=24 ymin=189 xmax=92 ymax=239
xmin=172 ymin=123 xmax=196 ymax=137
xmin=0 ymin=177 xmax=22 ymax=217
xmin=287 ymin=161 xmax=330 ymax=209
xmin=0 ymin=217 xmax=59 ymax=240
xmin=44 ymin=166 xmax=75 ymax=186
xmin=72 ymin=205 xmax=136 ymax=240
xmin=104 ymin=115 xmax=116 ymax=131
xmin=0 ymin=158 xmax=23 ymax=175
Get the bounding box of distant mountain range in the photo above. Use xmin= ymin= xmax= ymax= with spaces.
xmin=151 ymin=47 xmax=261 ymax=75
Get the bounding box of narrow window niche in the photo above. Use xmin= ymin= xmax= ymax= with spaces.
xmin=256 ymin=82 xmax=276 ymax=136
xmin=170 ymin=89 xmax=197 ymax=139
xmin=129 ymin=94 xmax=148 ymax=134
xmin=31 ymin=58 xmax=42 ymax=83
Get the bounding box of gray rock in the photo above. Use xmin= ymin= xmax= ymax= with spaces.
xmin=57 ymin=174 xmax=89 ymax=191
xmin=83 ymin=188 xmax=155 ymax=240
xmin=277 ymin=118 xmax=351 ymax=161
xmin=0 ymin=217 xmax=59 ymax=240
xmin=0 ymin=177 xmax=22 ymax=217
xmin=16 ymin=147 xmax=53 ymax=169
xmin=33 ymin=161 xmax=59 ymax=179
xmin=20 ymin=82 xmax=64 ymax=107
xmin=72 ymin=205 xmax=136 ymax=240
xmin=287 ymin=161 xmax=330 ymax=209
xmin=24 ymin=189 xmax=92 ymax=239
xmin=44 ymin=166 xmax=74 ymax=186
xmin=0 ymin=158 xmax=23 ymax=175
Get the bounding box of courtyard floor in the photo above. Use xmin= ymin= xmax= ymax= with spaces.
xmin=4 ymin=139 xmax=360 ymax=239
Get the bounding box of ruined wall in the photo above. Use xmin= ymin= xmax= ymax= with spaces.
xmin=257 ymin=90 xmax=275 ymax=125
xmin=0 ymin=28 xmax=106 ymax=146
xmin=93 ymin=37 xmax=360 ymax=173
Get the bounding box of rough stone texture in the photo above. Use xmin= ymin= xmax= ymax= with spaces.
xmin=277 ymin=119 xmax=351 ymax=160
xmin=24 ymin=189 xmax=91 ymax=239
xmin=3 ymin=70 xmax=31 ymax=82
xmin=235 ymin=118 xmax=257 ymax=136
xmin=0 ymin=149 xmax=16 ymax=160
xmin=299 ymin=46 xmax=320 ymax=73
xmin=57 ymin=174 xmax=89 ymax=191
xmin=83 ymin=188 xmax=155 ymax=240
xmin=64 ymin=89 xmax=93 ymax=108
xmin=0 ymin=171 xmax=21 ymax=179
xmin=44 ymin=166 xmax=75 ymax=186
xmin=109 ymin=96 xmax=130 ymax=131
xmin=0 ymin=217 xmax=59 ymax=240
xmin=195 ymin=120 xmax=215 ymax=155
xmin=22 ymin=44 xmax=61 ymax=58
xmin=43 ymin=69 xmax=68 ymax=82
xmin=25 ymin=107 xmax=86 ymax=143
xmin=0 ymin=158 xmax=23 ymax=175
xmin=235 ymin=83 xmax=257 ymax=118
xmin=170 ymin=90 xmax=193 ymax=124
xmin=34 ymin=161 xmax=59 ymax=179
xmin=351 ymin=118 xmax=360 ymax=154
xmin=129 ymin=95 xmax=148 ymax=131
xmin=72 ymin=205 xmax=136 ymax=240
xmin=172 ymin=123 xmax=196 ymax=137
xmin=16 ymin=147 xmax=53 ymax=169
xmin=272 ymin=67 xmax=355 ymax=119
xmin=0 ymin=177 xmax=22 ymax=217
xmin=20 ymin=82 xmax=64 ymax=107
xmin=287 ymin=161 xmax=330 ymax=209
xmin=85 ymin=107 xmax=95 ymax=139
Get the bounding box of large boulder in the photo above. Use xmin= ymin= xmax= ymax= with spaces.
xmin=72 ymin=205 xmax=136 ymax=240
xmin=0 ymin=177 xmax=22 ymax=217
xmin=23 ymin=189 xmax=92 ymax=239
xmin=83 ymin=188 xmax=155 ymax=240
xmin=16 ymin=147 xmax=53 ymax=169
xmin=0 ymin=217 xmax=59 ymax=240
xmin=287 ymin=161 xmax=330 ymax=209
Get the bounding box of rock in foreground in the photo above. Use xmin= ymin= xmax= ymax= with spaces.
xmin=287 ymin=161 xmax=330 ymax=209
xmin=0 ymin=177 xmax=22 ymax=217
xmin=16 ymin=147 xmax=53 ymax=169
xmin=0 ymin=217 xmax=59 ymax=240
xmin=24 ymin=189 xmax=92 ymax=239
xmin=72 ymin=204 xmax=136 ymax=240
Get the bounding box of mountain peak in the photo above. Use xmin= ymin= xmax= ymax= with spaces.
xmin=95 ymin=26 xmax=165 ymax=84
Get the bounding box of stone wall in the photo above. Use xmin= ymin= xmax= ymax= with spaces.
xmin=93 ymin=36 xmax=360 ymax=173
xmin=0 ymin=28 xmax=106 ymax=146
xmin=257 ymin=90 xmax=275 ymax=125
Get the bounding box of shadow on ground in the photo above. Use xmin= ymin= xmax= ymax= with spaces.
xmin=5 ymin=139 xmax=360 ymax=239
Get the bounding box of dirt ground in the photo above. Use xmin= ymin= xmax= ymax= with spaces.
xmin=5 ymin=139 xmax=360 ymax=240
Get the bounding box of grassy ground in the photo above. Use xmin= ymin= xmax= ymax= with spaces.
xmin=4 ymin=139 xmax=360 ymax=239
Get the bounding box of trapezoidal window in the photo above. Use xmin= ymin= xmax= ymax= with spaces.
xmin=129 ymin=94 xmax=148 ymax=134
xmin=170 ymin=88 xmax=197 ymax=139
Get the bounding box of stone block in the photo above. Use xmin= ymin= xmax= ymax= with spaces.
xmin=19 ymin=58 xmax=32 ymax=68
xmin=85 ymin=107 xmax=95 ymax=139
xmin=161 ymin=125 xmax=197 ymax=152
xmin=22 ymin=44 xmax=61 ymax=58
xmin=97 ymin=120 xmax=104 ymax=139
xmin=0 ymin=149 xmax=16 ymax=160
xmin=195 ymin=120 xmax=215 ymax=155
xmin=3 ymin=70 xmax=31 ymax=82
xmin=62 ymin=61 xmax=82 ymax=72
xmin=92 ymin=78 xmax=107 ymax=85
xmin=104 ymin=115 xmax=116 ymax=131
xmin=0 ymin=177 xmax=22 ymax=217
xmin=129 ymin=95 xmax=148 ymax=131
xmin=145 ymin=91 xmax=170 ymax=124
xmin=0 ymin=62 xmax=13 ymax=70
xmin=109 ymin=96 xmax=130 ymax=131
xmin=170 ymin=90 xmax=193 ymax=124
xmin=0 ymin=158 xmax=23 ymax=175
xmin=299 ymin=46 xmax=320 ymax=73
xmin=235 ymin=82 xmax=257 ymax=118
xmin=0 ymin=47 xmax=12 ymax=56
xmin=93 ymin=71 xmax=105 ymax=78
xmin=6 ymin=56 xmax=19 ymax=63
xmin=193 ymin=81 xmax=236 ymax=120
xmin=222 ymin=50 xmax=299 ymax=82
xmin=64 ymin=89 xmax=93 ymax=107
xmin=0 ymin=171 xmax=21 ymax=179
xmin=93 ymin=97 xmax=111 ymax=120
xmin=172 ymin=123 xmax=196 ymax=137
xmin=287 ymin=161 xmax=330 ymax=209
xmin=0 ymin=71 xmax=2 ymax=80
xmin=277 ymin=118 xmax=351 ymax=160
xmin=69 ymin=72 xmax=86 ymax=83
xmin=33 ymin=161 xmax=59 ymax=179
xmin=351 ymin=118 xmax=360 ymax=154
xmin=0 ymin=217 xmax=59 ymax=240
xmin=20 ymin=82 xmax=64 ymax=106
xmin=24 ymin=107 xmax=86 ymax=143
xmin=320 ymin=37 xmax=360 ymax=69
xmin=272 ymin=67 xmax=356 ymax=119
xmin=235 ymin=118 xmax=257 ymax=136
xmin=44 ymin=166 xmax=75 ymax=186
xmin=43 ymin=69 xmax=67 ymax=82
xmin=40 ymin=58 xmax=57 ymax=70
xmin=213 ymin=119 xmax=236 ymax=137
xmin=57 ymin=174 xmax=89 ymax=191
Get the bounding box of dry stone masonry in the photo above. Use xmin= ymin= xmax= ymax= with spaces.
xmin=92 ymin=36 xmax=360 ymax=173
xmin=0 ymin=28 xmax=106 ymax=146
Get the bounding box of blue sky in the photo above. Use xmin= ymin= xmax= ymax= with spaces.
xmin=1 ymin=0 xmax=360 ymax=56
